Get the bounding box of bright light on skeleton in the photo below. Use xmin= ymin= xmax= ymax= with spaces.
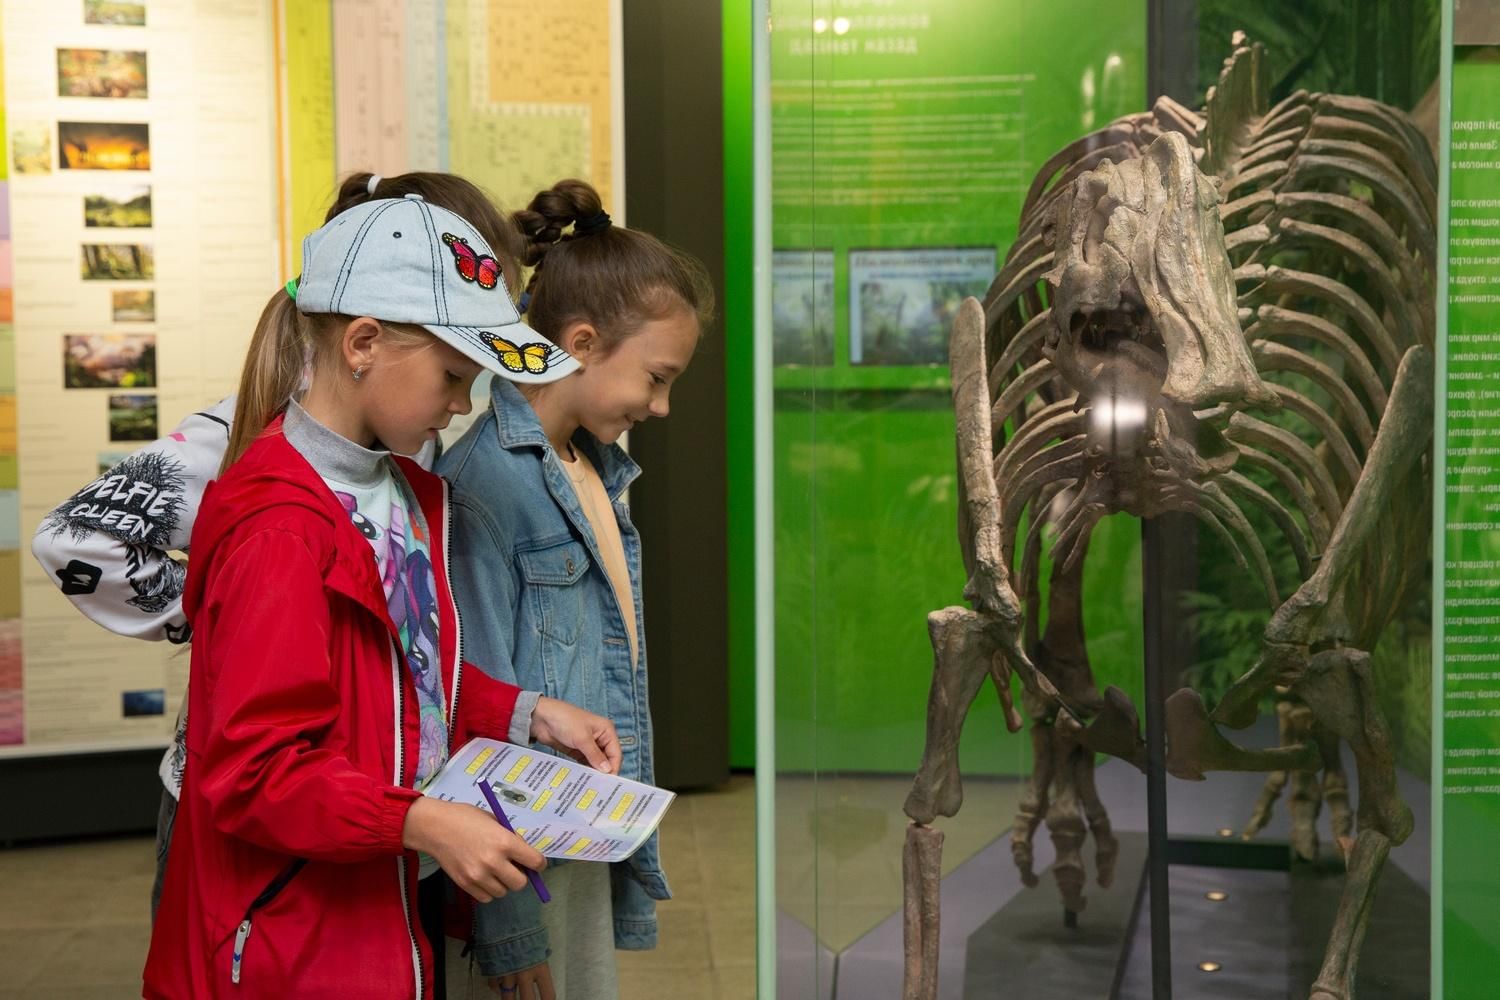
xmin=813 ymin=17 xmax=828 ymax=33
xmin=1089 ymin=396 xmax=1147 ymax=437
xmin=833 ymin=16 xmax=851 ymax=34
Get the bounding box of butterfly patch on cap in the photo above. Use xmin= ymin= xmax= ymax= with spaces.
xmin=481 ymin=332 xmax=561 ymax=375
xmin=442 ymin=232 xmax=501 ymax=290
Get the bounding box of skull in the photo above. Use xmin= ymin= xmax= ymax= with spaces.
xmin=1041 ymin=131 xmax=1277 ymax=510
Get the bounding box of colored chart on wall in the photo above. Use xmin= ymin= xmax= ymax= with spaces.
xmin=446 ymin=0 xmax=620 ymax=219
xmin=0 ymin=0 xmax=282 ymax=754
xmin=764 ymin=0 xmax=1146 ymax=773
xmin=322 ymin=0 xmax=623 ymax=443
xmin=319 ymin=0 xmax=621 ymax=220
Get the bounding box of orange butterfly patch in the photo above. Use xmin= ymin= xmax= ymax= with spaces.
xmin=482 ymin=333 xmax=554 ymax=375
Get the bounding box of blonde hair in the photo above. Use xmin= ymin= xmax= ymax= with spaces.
xmin=219 ymin=291 xmax=432 ymax=473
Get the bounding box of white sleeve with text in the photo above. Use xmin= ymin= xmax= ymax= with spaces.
xmin=30 ymin=396 xmax=236 ymax=645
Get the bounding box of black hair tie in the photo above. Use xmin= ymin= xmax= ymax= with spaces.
xmin=573 ymin=211 xmax=612 ymax=237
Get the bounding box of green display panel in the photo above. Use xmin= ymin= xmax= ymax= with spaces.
xmin=724 ymin=0 xmax=758 ymax=770
xmin=1439 ymin=41 xmax=1500 ymax=1000
xmin=764 ymin=0 xmax=1146 ymax=774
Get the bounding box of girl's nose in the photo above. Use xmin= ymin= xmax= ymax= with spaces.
xmin=649 ymin=393 xmax=670 ymax=419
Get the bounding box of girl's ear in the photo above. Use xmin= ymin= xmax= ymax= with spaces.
xmin=341 ymin=317 xmax=383 ymax=370
xmin=559 ymin=320 xmax=601 ymax=367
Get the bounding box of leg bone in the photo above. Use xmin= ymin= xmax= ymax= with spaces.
xmin=902 ymin=823 xmax=945 ymax=1000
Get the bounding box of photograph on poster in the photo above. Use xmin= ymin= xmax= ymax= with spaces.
xmin=122 ymin=689 xmax=165 ymax=717
xmin=85 ymin=185 xmax=152 ymax=228
xmin=0 ymin=692 xmax=19 ymax=746
xmin=108 ymin=393 xmax=156 ymax=441
xmin=97 ymin=450 xmax=132 ymax=475
xmin=64 ymin=333 xmax=156 ymax=388
xmin=11 ymin=123 xmax=52 ymax=175
xmin=58 ymin=121 xmax=150 ymax=171
xmin=84 ymin=1 xmax=146 ymax=26
xmin=82 ymin=243 xmax=153 ymax=281
xmin=58 ymin=49 xmax=148 ymax=99
xmin=848 ymin=247 xmax=997 ymax=366
xmin=772 ymin=249 xmax=835 ymax=366
xmin=111 ymin=289 xmax=154 ymax=322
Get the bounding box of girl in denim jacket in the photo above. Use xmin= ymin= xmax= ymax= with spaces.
xmin=439 ymin=179 xmax=714 ymax=1000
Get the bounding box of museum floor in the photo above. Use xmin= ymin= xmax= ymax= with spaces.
xmin=0 ymin=775 xmax=758 ymax=1000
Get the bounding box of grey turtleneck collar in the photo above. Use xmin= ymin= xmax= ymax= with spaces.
xmin=283 ymin=398 xmax=390 ymax=488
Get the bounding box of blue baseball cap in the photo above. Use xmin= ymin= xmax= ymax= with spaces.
xmin=293 ymin=194 xmax=579 ymax=384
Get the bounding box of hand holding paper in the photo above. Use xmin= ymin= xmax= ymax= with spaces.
xmin=400 ymin=796 xmax=546 ymax=903
xmin=531 ymin=696 xmax=622 ymax=774
xmin=424 ymin=738 xmax=674 ymax=863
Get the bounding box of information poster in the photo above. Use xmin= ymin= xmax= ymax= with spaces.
xmin=0 ymin=2 xmax=17 ymax=748
xmin=0 ymin=0 xmax=280 ymax=754
xmin=769 ymin=0 xmax=1139 ymax=384
xmin=1440 ymin=39 xmax=1500 ymax=999
xmin=766 ymin=0 xmax=1146 ymax=776
xmin=0 ymin=0 xmax=619 ymax=756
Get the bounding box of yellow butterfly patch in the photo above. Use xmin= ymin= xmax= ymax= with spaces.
xmin=482 ymin=334 xmax=553 ymax=375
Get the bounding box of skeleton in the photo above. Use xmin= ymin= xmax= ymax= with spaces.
xmin=901 ymin=36 xmax=1433 ymax=1000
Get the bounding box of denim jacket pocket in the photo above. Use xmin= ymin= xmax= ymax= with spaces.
xmin=516 ymin=539 xmax=591 ymax=647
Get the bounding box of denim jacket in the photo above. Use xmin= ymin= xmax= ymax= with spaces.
xmin=438 ymin=378 xmax=668 ymax=976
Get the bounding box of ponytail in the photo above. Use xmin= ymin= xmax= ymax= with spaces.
xmin=220 ymin=289 xmax=310 ymax=474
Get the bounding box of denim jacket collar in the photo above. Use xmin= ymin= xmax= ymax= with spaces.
xmin=490 ymin=378 xmax=641 ymax=500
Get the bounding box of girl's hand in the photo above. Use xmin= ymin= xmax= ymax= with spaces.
xmin=530 ymin=697 xmax=622 ymax=774
xmin=400 ymin=797 xmax=546 ymax=903
xmin=489 ymin=962 xmax=555 ymax=1000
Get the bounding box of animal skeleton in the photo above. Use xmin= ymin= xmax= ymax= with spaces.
xmin=902 ymin=35 xmax=1434 ymax=1000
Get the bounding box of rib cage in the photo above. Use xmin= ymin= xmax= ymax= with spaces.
xmin=974 ymin=38 xmax=1435 ymax=652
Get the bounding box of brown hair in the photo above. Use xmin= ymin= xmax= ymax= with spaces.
xmin=221 ymin=171 xmax=521 ymax=472
xmin=331 ymin=172 xmax=526 ymax=293
xmin=514 ymin=179 xmax=715 ymax=352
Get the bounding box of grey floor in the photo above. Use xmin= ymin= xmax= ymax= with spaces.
xmin=0 ymin=775 xmax=757 ymax=1000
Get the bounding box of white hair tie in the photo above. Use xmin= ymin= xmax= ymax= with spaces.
xmin=366 ymin=174 xmax=382 ymax=196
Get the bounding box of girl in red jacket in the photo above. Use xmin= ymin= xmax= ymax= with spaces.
xmin=143 ymin=193 xmax=600 ymax=1000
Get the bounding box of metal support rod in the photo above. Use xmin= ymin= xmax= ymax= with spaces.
xmin=1142 ymin=516 xmax=1174 ymax=1000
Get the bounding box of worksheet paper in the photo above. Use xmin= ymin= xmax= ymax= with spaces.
xmin=425 ymin=737 xmax=674 ymax=863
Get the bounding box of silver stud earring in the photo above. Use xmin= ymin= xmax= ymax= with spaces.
xmin=352 ymin=365 xmax=366 ymax=382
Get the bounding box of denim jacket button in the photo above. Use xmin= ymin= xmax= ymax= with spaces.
xmin=565 ymin=557 xmax=576 ymax=574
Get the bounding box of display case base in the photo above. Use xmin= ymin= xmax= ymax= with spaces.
xmin=826 ymin=746 xmax=1431 ymax=1000
xmin=962 ymin=832 xmax=1149 ymax=999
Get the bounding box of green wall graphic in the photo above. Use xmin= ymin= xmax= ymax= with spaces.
xmin=1439 ymin=43 xmax=1500 ymax=1000
xmin=755 ymin=0 xmax=1146 ymax=774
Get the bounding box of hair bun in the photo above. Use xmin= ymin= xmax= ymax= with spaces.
xmin=513 ymin=179 xmax=607 ymax=268
xmin=573 ymin=211 xmax=612 ymax=237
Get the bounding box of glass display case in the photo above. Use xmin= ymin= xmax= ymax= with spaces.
xmin=747 ymin=1 xmax=1489 ymax=996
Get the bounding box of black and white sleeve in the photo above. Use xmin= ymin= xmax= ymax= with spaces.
xmin=30 ymin=396 xmax=236 ymax=644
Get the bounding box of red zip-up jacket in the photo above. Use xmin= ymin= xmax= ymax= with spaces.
xmin=143 ymin=417 xmax=522 ymax=999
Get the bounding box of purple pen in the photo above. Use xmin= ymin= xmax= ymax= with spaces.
xmin=478 ymin=781 xmax=551 ymax=903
